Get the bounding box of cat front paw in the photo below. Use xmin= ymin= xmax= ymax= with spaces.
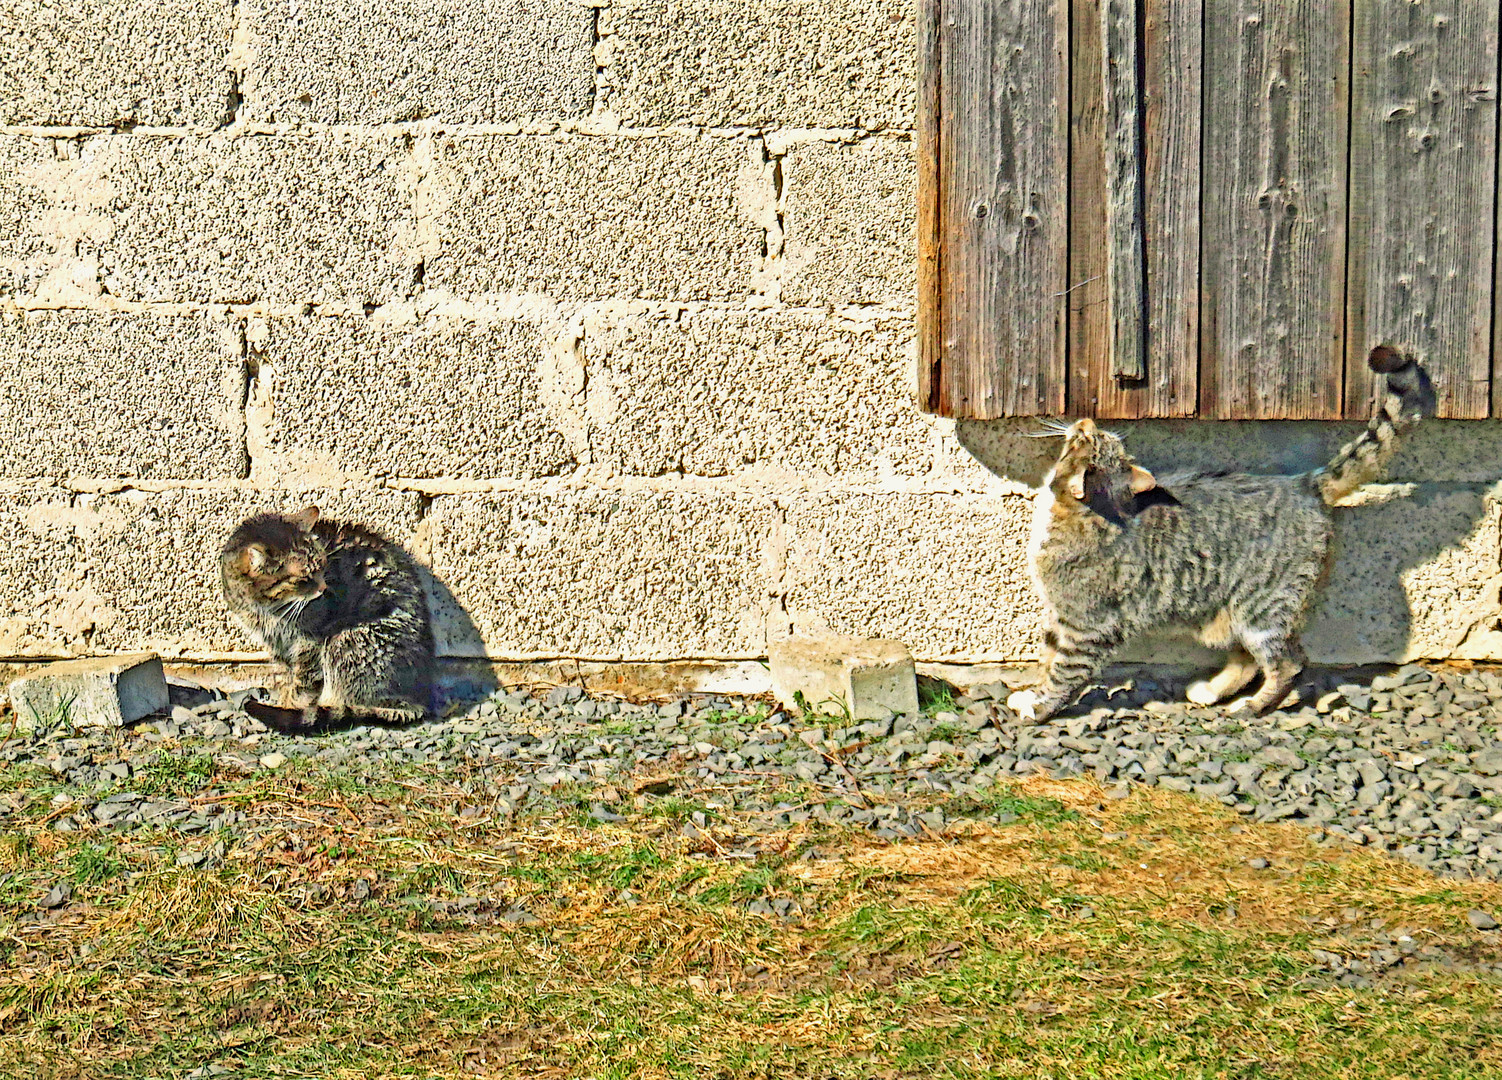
xmin=1185 ymin=680 xmax=1221 ymax=707
xmin=1225 ymin=695 xmax=1256 ymax=714
xmin=1006 ymin=689 xmax=1039 ymax=721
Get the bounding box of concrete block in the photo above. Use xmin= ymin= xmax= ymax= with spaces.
xmin=0 ymin=0 xmax=234 ymax=127
xmin=425 ymin=133 xmax=770 ymax=302
xmin=241 ymin=0 xmax=593 ymax=124
xmin=8 ymin=653 xmax=168 ymax=732
xmin=0 ymin=133 xmax=417 ymax=306
xmin=0 ymin=310 xmax=245 ymax=480
xmin=72 ymin=488 xmax=425 ymax=657
xmin=249 ymin=315 xmax=576 ymax=481
xmin=605 ymin=0 xmax=915 ymax=130
xmin=782 ymin=493 xmax=1040 ymax=662
xmin=583 ymin=307 xmax=928 ymax=477
xmin=0 ymin=491 xmax=89 ymax=658
xmin=769 ymin=635 xmax=918 ymax=720
xmin=780 ymin=138 xmax=916 ymax=306
xmin=425 ymin=490 xmax=776 ymax=658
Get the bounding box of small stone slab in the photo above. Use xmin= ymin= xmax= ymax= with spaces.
xmin=769 ymin=635 xmax=919 ymax=721
xmin=8 ymin=653 xmax=168 ymax=733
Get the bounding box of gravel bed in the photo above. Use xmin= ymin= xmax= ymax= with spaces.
xmin=3 ymin=663 xmax=1501 ymax=880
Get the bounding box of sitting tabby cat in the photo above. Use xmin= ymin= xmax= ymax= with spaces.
xmin=1007 ymin=345 xmax=1434 ymax=723
xmin=220 ymin=507 xmax=435 ymax=731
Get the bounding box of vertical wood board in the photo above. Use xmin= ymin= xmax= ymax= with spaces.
xmin=1070 ymin=0 xmax=1200 ymax=418
xmin=1201 ymin=0 xmax=1350 ymax=419
xmin=916 ymin=0 xmax=944 ymax=412
xmin=1348 ymin=0 xmax=1496 ymax=420
xmin=934 ymin=0 xmax=1070 ymax=417
xmin=1101 ymin=0 xmax=1147 ymax=381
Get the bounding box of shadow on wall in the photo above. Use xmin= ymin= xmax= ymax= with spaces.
xmin=421 ymin=568 xmax=500 ymax=709
xmin=956 ymin=418 xmax=1502 ymax=665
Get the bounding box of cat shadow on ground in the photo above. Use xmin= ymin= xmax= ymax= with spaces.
xmin=956 ymin=417 xmax=1502 ymax=681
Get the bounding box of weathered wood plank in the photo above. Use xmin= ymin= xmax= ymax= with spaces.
xmin=1101 ymin=0 xmax=1147 ymax=381
xmin=1348 ymin=0 xmax=1496 ymax=420
xmin=1201 ymin=0 xmax=1350 ymax=419
xmin=915 ymin=0 xmax=944 ymax=413
xmin=935 ymin=0 xmax=1069 ymax=417
xmin=1071 ymin=0 xmax=1200 ymax=418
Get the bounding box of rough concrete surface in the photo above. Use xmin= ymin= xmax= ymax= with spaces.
xmin=583 ymin=306 xmax=927 ymax=478
xmin=0 ymin=133 xmax=418 ymax=306
xmin=0 ymin=309 xmax=245 ymax=480
xmin=8 ymin=652 xmax=168 ymax=731
xmin=782 ymin=492 xmax=1040 ymax=662
xmin=780 ymin=137 xmax=916 ymax=306
xmin=249 ymin=315 xmax=576 ymax=481
xmin=239 ymin=0 xmax=593 ymax=125
xmin=424 ymin=133 xmax=771 ymax=302
xmin=425 ymin=490 xmax=777 ymax=659
xmin=605 ymin=0 xmax=915 ymax=129
xmin=0 ymin=0 xmax=234 ymax=128
xmin=68 ymin=488 xmax=425 ymax=658
xmin=0 ymin=491 xmax=88 ymax=659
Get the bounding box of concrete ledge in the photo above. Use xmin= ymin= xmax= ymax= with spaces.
xmin=769 ymin=634 xmax=919 ymax=719
xmin=0 ymin=133 xmax=417 ymax=306
xmin=8 ymin=652 xmax=168 ymax=731
xmin=583 ymin=307 xmax=927 ymax=478
xmin=780 ymin=138 xmax=916 ymax=306
xmin=605 ymin=0 xmax=915 ymax=130
xmin=241 ymin=0 xmax=594 ymax=125
xmin=0 ymin=310 xmax=245 ymax=480
xmin=782 ymin=492 xmax=1040 ymax=662
xmin=249 ymin=315 xmax=577 ymax=482
xmin=425 ymin=133 xmax=771 ymax=302
xmin=425 ymin=489 xmax=777 ymax=659
xmin=0 ymin=0 xmax=233 ymax=128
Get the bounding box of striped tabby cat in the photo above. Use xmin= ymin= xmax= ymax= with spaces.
xmin=1007 ymin=346 xmax=1434 ymax=722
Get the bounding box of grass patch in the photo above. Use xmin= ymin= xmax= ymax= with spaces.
xmin=1 ymin=768 xmax=1499 ymax=1079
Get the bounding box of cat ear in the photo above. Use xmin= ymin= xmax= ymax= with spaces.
xmin=1066 ymin=470 xmax=1086 ymax=500
xmin=242 ymin=544 xmax=269 ymax=573
xmin=291 ymin=505 xmax=320 ymax=530
xmin=1128 ymin=465 xmax=1157 ymax=494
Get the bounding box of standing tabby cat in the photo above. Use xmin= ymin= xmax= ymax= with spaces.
xmin=1007 ymin=346 xmax=1434 ymax=723
xmin=220 ymin=507 xmax=435 ymax=731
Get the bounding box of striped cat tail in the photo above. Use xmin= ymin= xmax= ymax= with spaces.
xmin=1312 ymin=346 xmax=1434 ymax=506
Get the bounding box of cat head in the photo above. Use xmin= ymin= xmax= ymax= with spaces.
xmin=1046 ymin=418 xmax=1172 ymax=524
xmin=220 ymin=506 xmax=328 ymax=610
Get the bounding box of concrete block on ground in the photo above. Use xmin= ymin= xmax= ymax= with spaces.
xmin=425 ymin=133 xmax=770 ymax=302
xmin=249 ymin=315 xmax=577 ymax=481
xmin=8 ymin=653 xmax=168 ymax=732
xmin=783 ymin=493 xmax=1040 ymax=662
xmin=780 ymin=138 xmax=916 ymax=306
xmin=0 ymin=0 xmax=233 ymax=127
xmin=583 ymin=307 xmax=927 ymax=478
xmin=0 ymin=491 xmax=89 ymax=658
xmin=605 ymin=0 xmax=915 ymax=129
xmin=72 ymin=488 xmax=425 ymax=657
xmin=769 ymin=635 xmax=918 ymax=720
xmin=425 ymin=490 xmax=776 ymax=658
xmin=241 ymin=0 xmax=593 ymax=124
xmin=0 ymin=133 xmax=417 ymax=306
xmin=0 ymin=310 xmax=245 ymax=480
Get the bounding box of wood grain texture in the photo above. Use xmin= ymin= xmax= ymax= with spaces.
xmin=935 ymin=0 xmax=1069 ymax=417
xmin=1101 ymin=0 xmax=1147 ymax=380
xmin=1347 ymin=0 xmax=1496 ymax=420
xmin=1201 ymin=0 xmax=1350 ymax=419
xmin=915 ymin=0 xmax=944 ymax=413
xmin=1071 ymin=0 xmax=1200 ymax=417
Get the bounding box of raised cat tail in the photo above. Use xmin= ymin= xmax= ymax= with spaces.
xmin=1312 ymin=345 xmax=1435 ymax=505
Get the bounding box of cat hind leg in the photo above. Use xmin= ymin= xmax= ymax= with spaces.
xmin=1185 ymin=648 xmax=1259 ymax=706
xmin=1226 ymin=630 xmax=1306 ymax=714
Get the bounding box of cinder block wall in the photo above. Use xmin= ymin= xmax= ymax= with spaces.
xmin=2 ymin=1 xmax=1499 ymax=682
